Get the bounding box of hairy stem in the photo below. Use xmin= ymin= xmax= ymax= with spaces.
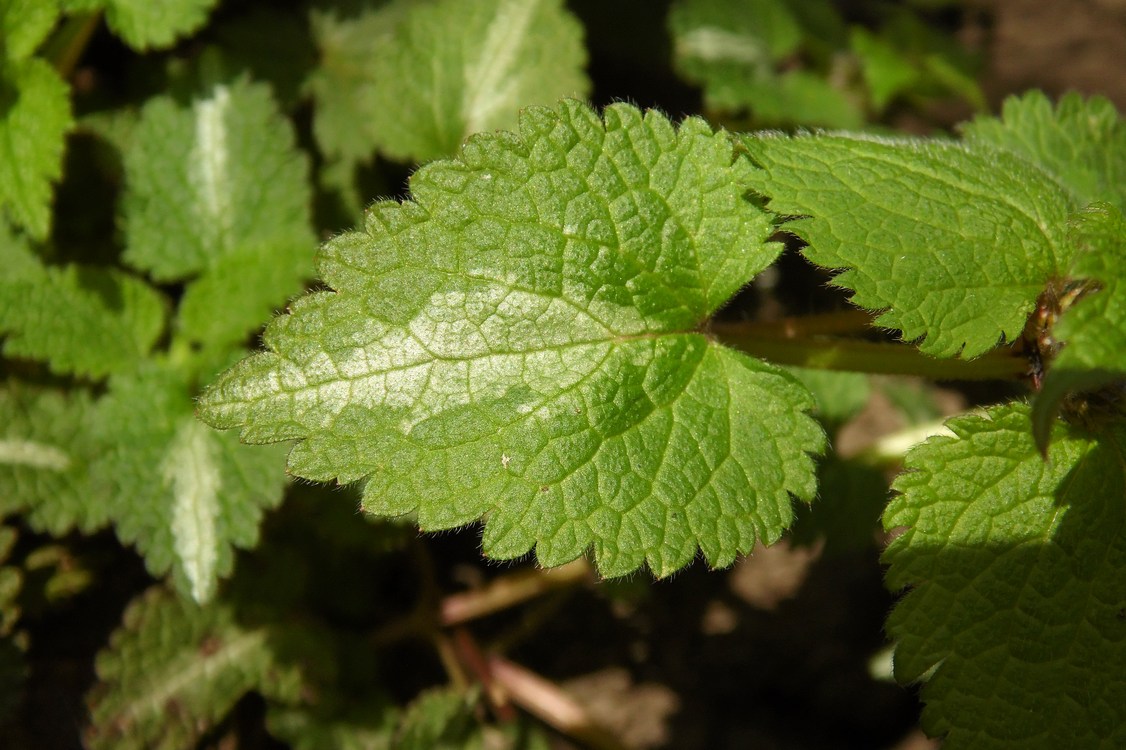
xmin=709 ymin=321 xmax=1029 ymax=381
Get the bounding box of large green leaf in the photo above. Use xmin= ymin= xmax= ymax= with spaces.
xmin=199 ymin=101 xmax=823 ymax=578
xmin=744 ymin=132 xmax=1076 ymax=358
xmin=885 ymin=403 xmax=1126 ymax=749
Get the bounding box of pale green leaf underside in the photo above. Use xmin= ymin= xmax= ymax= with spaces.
xmin=308 ymin=0 xmax=589 ymax=164
xmin=199 ymin=101 xmax=823 ymax=578
xmin=1033 ymin=204 xmax=1126 ymax=445
xmin=885 ymin=403 xmax=1126 ymax=749
xmin=0 ymin=231 xmax=164 ymax=378
xmin=963 ymin=91 xmax=1126 ymax=212
xmin=0 ymin=58 xmax=71 ymax=239
xmin=102 ymin=0 xmax=218 ymax=50
xmin=86 ymin=587 xmax=307 ymax=750
xmin=744 ymin=133 xmax=1076 ymax=358
xmin=95 ymin=364 xmax=288 ymax=603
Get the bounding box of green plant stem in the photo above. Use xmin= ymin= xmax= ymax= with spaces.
xmin=709 ymin=321 xmax=1029 ymax=381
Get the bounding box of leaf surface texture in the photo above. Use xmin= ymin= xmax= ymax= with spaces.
xmin=199 ymin=101 xmax=824 ymax=578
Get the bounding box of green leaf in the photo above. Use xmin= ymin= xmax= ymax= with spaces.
xmin=0 ymin=383 xmax=107 ymax=534
xmin=199 ymin=101 xmax=823 ymax=579
xmin=668 ymin=0 xmax=861 ymax=128
xmin=0 ymin=58 xmax=71 ymax=239
xmin=743 ymin=133 xmax=1077 ymax=358
xmin=395 ymin=688 xmax=479 ymax=750
xmin=1032 ymin=203 xmax=1126 ymax=447
xmin=669 ymin=0 xmax=802 ymax=75
xmin=731 ymin=70 xmax=862 ymax=129
xmin=1 ymin=0 xmax=59 ymax=61
xmin=884 ymin=402 xmax=1126 ymax=749
xmin=785 ymin=366 xmax=870 ymax=428
xmin=267 ymin=700 xmax=397 ymax=750
xmin=962 ymin=91 xmax=1126 ymax=211
xmin=850 ymin=27 xmax=920 ymax=111
xmin=121 ymin=79 xmax=315 ymax=348
xmin=101 ymin=0 xmax=218 ymax=51
xmin=85 ymin=587 xmax=313 ymax=750
xmin=0 ymin=229 xmax=165 ymax=378
xmin=307 ymin=0 xmax=589 ymax=164
xmin=94 ymin=362 xmax=288 ymax=603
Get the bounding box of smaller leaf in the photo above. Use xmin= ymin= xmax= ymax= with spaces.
xmin=785 ymin=366 xmax=870 ymax=428
xmin=101 ymin=0 xmax=218 ymax=51
xmin=395 ymin=688 xmax=480 ymax=750
xmin=1032 ymin=203 xmax=1126 ymax=449
xmin=668 ymin=0 xmax=861 ymax=128
xmin=121 ymin=78 xmax=315 ymax=348
xmin=0 ymin=57 xmax=71 ymax=239
xmin=122 ymin=78 xmax=313 ymax=280
xmin=849 ymin=27 xmax=919 ymax=111
xmin=962 ymin=91 xmax=1126 ymax=211
xmin=267 ymin=699 xmax=398 ymax=750
xmin=0 ymin=383 xmax=107 ymax=534
xmin=1 ymin=0 xmax=59 ymax=61
xmin=94 ymin=362 xmax=288 ymax=603
xmin=0 ymin=229 xmax=165 ymax=378
xmin=308 ymin=0 xmax=589 ymax=164
xmin=85 ymin=587 xmax=311 ymax=750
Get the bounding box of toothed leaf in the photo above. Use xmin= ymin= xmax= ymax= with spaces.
xmin=85 ymin=587 xmax=318 ymax=750
xmin=199 ymin=101 xmax=823 ymax=579
xmin=100 ymin=0 xmax=219 ymax=51
xmin=308 ymin=0 xmax=589 ymax=164
xmin=0 ymin=58 xmax=71 ymax=239
xmin=885 ymin=403 xmax=1126 ymax=749
xmin=963 ymin=91 xmax=1126 ymax=211
xmin=0 ymin=229 xmax=165 ymax=378
xmin=95 ymin=363 xmax=288 ymax=603
xmin=122 ymin=79 xmax=315 ymax=349
xmin=744 ymin=132 xmax=1076 ymax=358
